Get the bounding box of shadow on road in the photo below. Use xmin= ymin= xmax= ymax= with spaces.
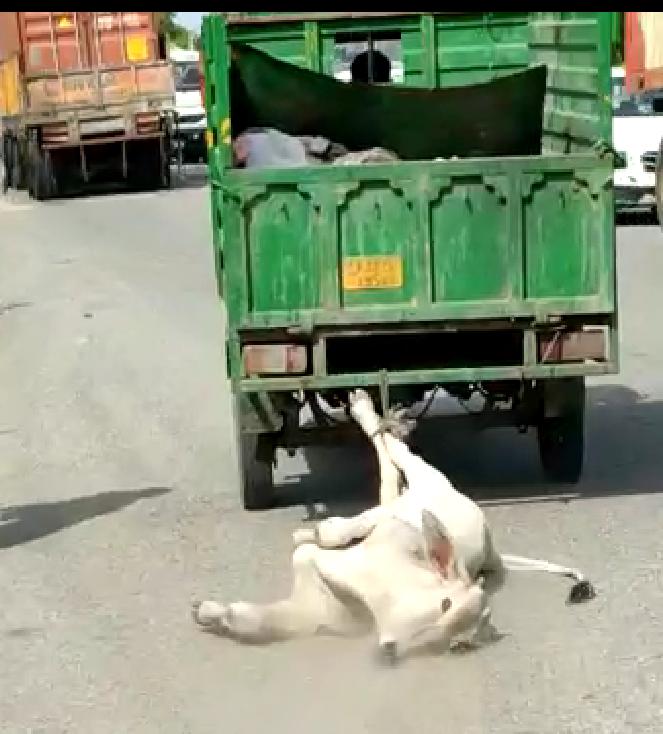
xmin=274 ymin=384 xmax=663 ymax=518
xmin=0 ymin=486 xmax=171 ymax=550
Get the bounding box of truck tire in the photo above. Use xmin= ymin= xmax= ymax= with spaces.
xmin=1 ymin=134 xmax=9 ymax=193
xmin=28 ymin=141 xmax=55 ymax=201
xmin=537 ymin=378 xmax=585 ymax=484
xmin=11 ymin=138 xmax=24 ymax=190
xmin=2 ymin=135 xmax=23 ymax=192
xmin=238 ymin=432 xmax=276 ymax=511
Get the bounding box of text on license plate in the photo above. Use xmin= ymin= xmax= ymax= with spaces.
xmin=342 ymin=256 xmax=403 ymax=290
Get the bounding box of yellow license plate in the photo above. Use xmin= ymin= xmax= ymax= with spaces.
xmin=342 ymin=256 xmax=403 ymax=290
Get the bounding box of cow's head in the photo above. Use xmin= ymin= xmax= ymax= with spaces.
xmin=382 ymin=510 xmax=489 ymax=663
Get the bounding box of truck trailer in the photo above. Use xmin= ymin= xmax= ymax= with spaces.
xmin=0 ymin=11 xmax=175 ymax=199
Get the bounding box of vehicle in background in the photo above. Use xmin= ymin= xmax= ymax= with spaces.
xmin=0 ymin=12 xmax=174 ymax=200
xmin=623 ymin=11 xmax=663 ymax=224
xmin=612 ymin=65 xmax=663 ymax=217
xmin=170 ymin=46 xmax=207 ymax=164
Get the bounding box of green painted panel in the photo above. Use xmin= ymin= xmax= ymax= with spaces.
xmin=529 ymin=13 xmax=612 ymax=153
xmin=230 ymin=32 xmax=309 ymax=70
xmin=338 ymin=183 xmax=417 ymax=307
xmin=523 ymin=173 xmax=607 ymax=299
xmin=430 ymin=176 xmax=514 ymax=302
xmin=199 ymin=12 xmax=617 ymax=396
xmin=246 ymin=188 xmax=321 ymax=312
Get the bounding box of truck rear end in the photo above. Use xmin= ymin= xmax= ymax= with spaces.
xmin=0 ymin=11 xmax=174 ymax=199
xmin=201 ymin=12 xmax=619 ymax=509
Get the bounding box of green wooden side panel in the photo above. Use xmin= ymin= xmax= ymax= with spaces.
xmin=430 ymin=175 xmax=513 ymax=303
xmin=529 ymin=12 xmax=612 ymax=153
xmin=218 ymin=157 xmax=614 ymax=329
xmin=199 ymin=12 xmax=616 ymax=344
xmin=227 ymin=28 xmax=309 ymax=70
xmin=246 ymin=188 xmax=321 ymax=312
xmin=523 ymin=173 xmax=607 ymax=299
xmin=339 ymin=184 xmax=417 ymax=308
xmin=432 ymin=13 xmax=530 ymax=88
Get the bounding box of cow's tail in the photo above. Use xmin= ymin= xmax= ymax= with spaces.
xmin=500 ymin=553 xmax=596 ymax=604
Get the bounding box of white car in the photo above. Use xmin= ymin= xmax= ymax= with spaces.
xmin=612 ymin=66 xmax=663 ymax=216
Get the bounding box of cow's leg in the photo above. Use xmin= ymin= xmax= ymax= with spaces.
xmin=293 ymin=505 xmax=389 ymax=550
xmin=380 ymin=430 xmax=441 ymax=487
xmin=349 ymin=390 xmax=401 ymax=504
xmin=192 ymin=544 xmax=359 ymax=642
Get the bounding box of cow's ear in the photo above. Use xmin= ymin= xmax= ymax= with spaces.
xmin=421 ymin=509 xmax=458 ymax=581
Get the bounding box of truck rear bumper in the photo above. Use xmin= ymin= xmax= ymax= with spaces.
xmin=231 ymin=316 xmax=618 ymax=393
xmin=237 ymin=361 xmax=617 ymax=393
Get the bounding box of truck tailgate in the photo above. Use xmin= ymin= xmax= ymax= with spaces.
xmin=219 ymin=155 xmax=614 ymax=328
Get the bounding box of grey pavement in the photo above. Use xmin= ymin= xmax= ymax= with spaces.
xmin=1 ymin=177 xmax=662 ymax=733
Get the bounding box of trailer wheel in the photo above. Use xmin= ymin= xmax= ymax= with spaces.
xmin=11 ymin=138 xmax=24 ymax=190
xmin=28 ymin=141 xmax=55 ymax=201
xmin=1 ymin=134 xmax=9 ymax=193
xmin=2 ymin=135 xmax=22 ymax=192
xmin=238 ymin=432 xmax=276 ymax=511
xmin=537 ymin=378 xmax=585 ymax=484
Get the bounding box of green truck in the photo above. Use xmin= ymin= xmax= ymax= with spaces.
xmin=201 ymin=12 xmax=618 ymax=510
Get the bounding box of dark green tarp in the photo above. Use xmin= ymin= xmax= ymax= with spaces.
xmin=229 ymin=43 xmax=547 ymax=160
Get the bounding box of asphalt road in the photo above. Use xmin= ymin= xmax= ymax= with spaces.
xmin=1 ymin=174 xmax=662 ymax=734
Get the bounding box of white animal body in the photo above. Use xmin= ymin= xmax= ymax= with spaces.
xmin=193 ymin=390 xmax=594 ymax=663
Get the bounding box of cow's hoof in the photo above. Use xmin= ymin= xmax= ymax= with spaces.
xmin=377 ymin=641 xmax=398 ymax=667
xmin=567 ymin=580 xmax=596 ymax=604
xmin=348 ymin=388 xmax=370 ymax=406
xmin=192 ymin=600 xmax=228 ymax=633
xmin=292 ymin=528 xmax=317 ymax=547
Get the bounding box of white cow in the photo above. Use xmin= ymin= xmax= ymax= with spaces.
xmin=193 ymin=389 xmax=595 ymax=664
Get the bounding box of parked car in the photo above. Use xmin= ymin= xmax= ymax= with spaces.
xmin=612 ymin=66 xmax=663 ymax=217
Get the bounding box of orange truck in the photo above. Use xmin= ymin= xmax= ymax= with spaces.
xmin=623 ymin=12 xmax=663 ymax=223
xmin=0 ymin=12 xmax=174 ymax=199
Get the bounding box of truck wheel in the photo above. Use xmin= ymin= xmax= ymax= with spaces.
xmin=537 ymin=378 xmax=585 ymax=484
xmin=29 ymin=144 xmax=55 ymax=201
xmin=238 ymin=432 xmax=276 ymax=511
xmin=11 ymin=138 xmax=24 ymax=190
xmin=1 ymin=134 xmax=10 ymax=192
